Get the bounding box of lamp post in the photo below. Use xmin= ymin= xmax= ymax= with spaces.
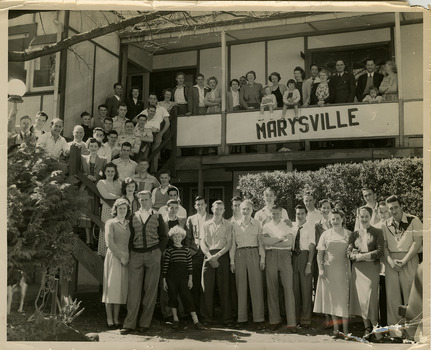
xmin=8 ymin=79 xmax=26 ymax=133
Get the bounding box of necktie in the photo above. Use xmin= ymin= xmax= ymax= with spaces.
xmin=365 ymin=74 xmax=373 ymax=94
xmin=294 ymin=225 xmax=302 ymax=256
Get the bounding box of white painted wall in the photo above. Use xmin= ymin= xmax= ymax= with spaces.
xmin=199 ymin=47 xmax=222 ymax=83
xmin=308 ymin=28 xmax=391 ymax=49
xmin=400 ymin=23 xmax=423 ymax=100
xmin=230 ymin=42 xmax=265 ymax=85
xmin=152 ymin=51 xmax=197 ymax=70
xmin=267 ymin=37 xmax=305 ymax=86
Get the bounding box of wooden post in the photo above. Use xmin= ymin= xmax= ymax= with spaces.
xmin=58 ymin=10 xmax=69 ymax=120
xmin=220 ymin=31 xmax=228 ymax=155
xmin=198 ymin=168 xmax=204 ymax=196
xmin=394 ymin=12 xmax=404 ymax=147
xmin=50 ymin=277 xmax=59 ymax=315
xmin=120 ymin=45 xmax=128 ymax=91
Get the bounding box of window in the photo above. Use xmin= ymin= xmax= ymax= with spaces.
xmin=32 ymin=54 xmax=56 ymax=88
xmin=150 ymin=68 xmax=197 ymax=102
xmin=189 ymin=186 xmax=225 ymax=213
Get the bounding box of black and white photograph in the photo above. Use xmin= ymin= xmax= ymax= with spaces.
xmin=3 ymin=2 xmax=429 ymax=348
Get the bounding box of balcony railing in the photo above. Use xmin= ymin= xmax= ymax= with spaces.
xmin=177 ymin=100 xmax=422 ymax=148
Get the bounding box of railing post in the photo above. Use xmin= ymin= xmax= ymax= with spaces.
xmin=68 ymin=144 xmax=81 ymax=176
xmin=221 ymin=30 xmax=228 ymax=155
xmin=394 ymin=12 xmax=404 ymax=147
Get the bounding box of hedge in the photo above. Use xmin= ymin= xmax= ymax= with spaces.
xmin=237 ymin=157 xmax=423 ymax=229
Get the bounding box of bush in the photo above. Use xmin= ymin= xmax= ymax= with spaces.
xmin=7 ymin=142 xmax=86 ymax=304
xmin=238 ymin=157 xmax=423 ymax=229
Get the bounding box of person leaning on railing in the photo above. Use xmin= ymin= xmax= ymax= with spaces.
xmin=96 ymin=162 xmax=122 ymax=258
xmin=309 ymin=69 xmax=335 ymax=107
xmin=379 ymin=61 xmax=398 ymax=102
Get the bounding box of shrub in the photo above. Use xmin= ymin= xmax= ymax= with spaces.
xmin=238 ymin=157 xmax=423 ymax=229
xmin=7 ymin=142 xmax=86 ymax=309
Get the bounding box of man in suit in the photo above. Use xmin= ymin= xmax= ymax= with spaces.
xmin=105 ymin=83 xmax=123 ymax=118
xmin=160 ymin=199 xmax=187 ymax=321
xmin=172 ymin=72 xmax=190 ymax=115
xmin=330 ymin=60 xmax=356 ymax=103
xmin=188 ymin=73 xmax=209 ymax=115
xmin=356 ymin=58 xmax=384 ymax=102
xmin=185 ymin=196 xmax=213 ymax=316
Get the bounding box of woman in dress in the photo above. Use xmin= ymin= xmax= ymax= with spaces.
xmin=378 ymin=61 xmax=398 ymax=101
xmin=102 ymin=197 xmax=131 ymax=329
xmin=293 ymin=67 xmax=306 ymax=106
xmin=268 ymin=72 xmax=287 ymax=108
xmin=81 ymin=138 xmax=106 ymax=247
xmin=239 ymin=70 xmax=264 ymax=110
xmin=96 ymin=162 xmax=122 ymax=257
xmin=314 ymin=209 xmax=351 ymax=338
xmin=204 ymin=76 xmax=222 ymax=113
xmin=313 ymin=199 xmax=333 ymax=301
xmin=347 ymin=206 xmax=384 ymax=339
xmin=121 ymin=177 xmax=140 ymax=213
xmin=310 ymin=69 xmax=335 ymax=106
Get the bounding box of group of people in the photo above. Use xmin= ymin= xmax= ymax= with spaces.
xmin=98 ymin=176 xmax=422 ymax=341
xmin=8 ymin=58 xmax=398 ymax=162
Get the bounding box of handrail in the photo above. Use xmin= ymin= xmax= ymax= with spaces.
xmin=147 ymin=113 xmax=177 ymax=163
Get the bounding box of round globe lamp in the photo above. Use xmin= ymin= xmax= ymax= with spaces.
xmin=8 ymin=79 xmax=26 ymax=103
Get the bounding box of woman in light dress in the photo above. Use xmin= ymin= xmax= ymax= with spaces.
xmin=102 ymin=197 xmax=131 ymax=329
xmin=204 ymin=76 xmax=222 ymax=113
xmin=379 ymin=61 xmax=398 ymax=101
xmin=314 ymin=209 xmax=351 ymax=339
xmin=96 ymin=162 xmax=122 ymax=257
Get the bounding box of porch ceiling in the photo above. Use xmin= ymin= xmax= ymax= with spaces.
xmin=118 ymin=11 xmax=422 ymax=54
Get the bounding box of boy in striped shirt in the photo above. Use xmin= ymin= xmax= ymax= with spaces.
xmin=162 ymin=226 xmax=205 ymax=330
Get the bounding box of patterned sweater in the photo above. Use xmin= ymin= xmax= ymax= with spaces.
xmin=162 ymin=246 xmax=193 ymax=277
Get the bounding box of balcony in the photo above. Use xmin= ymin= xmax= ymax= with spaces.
xmin=176 ymin=100 xmax=423 ymax=169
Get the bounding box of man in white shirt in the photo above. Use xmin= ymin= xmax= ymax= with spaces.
xmin=262 ymin=205 xmax=297 ymax=332
xmin=229 ymin=196 xmax=242 ymax=223
xmin=158 ymin=187 xmax=187 ymax=218
xmin=173 ymin=72 xmax=190 ymax=115
xmin=112 ymin=103 xmax=128 ymax=135
xmin=98 ymin=130 xmax=120 ymax=163
xmin=36 ymin=118 xmax=69 ymax=159
xmin=117 ymin=120 xmax=141 ymax=156
xmin=30 ymin=111 xmax=48 ymax=140
xmin=254 ymin=187 xmax=290 ymax=226
xmin=303 ymin=191 xmax=322 ymax=225
xmin=92 ymin=104 xmax=108 ymax=129
xmin=292 ymin=205 xmax=315 ymax=328
xmin=112 ymin=142 xmax=137 ymax=181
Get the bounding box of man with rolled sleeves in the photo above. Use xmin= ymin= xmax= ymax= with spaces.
xmin=262 ymin=205 xmax=297 ymax=332
xmin=120 ymin=190 xmax=167 ymax=335
xmin=230 ymin=199 xmax=265 ymax=327
xmin=200 ymin=200 xmax=233 ymax=325
xmin=381 ymin=195 xmax=422 ymax=337
xmin=292 ymin=205 xmax=315 ymax=328
xmin=184 ymin=196 xmax=213 ymax=316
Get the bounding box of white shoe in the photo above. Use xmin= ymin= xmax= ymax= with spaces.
xmin=278 ymin=147 xmax=292 ymax=152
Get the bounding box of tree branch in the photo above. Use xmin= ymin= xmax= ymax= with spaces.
xmin=9 ymin=11 xmax=176 ymax=62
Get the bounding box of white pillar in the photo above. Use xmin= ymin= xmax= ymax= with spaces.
xmin=394 ymin=12 xmax=404 ymax=147
xmin=221 ymin=30 xmax=227 ymax=111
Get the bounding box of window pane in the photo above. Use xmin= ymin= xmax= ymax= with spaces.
xmin=33 ymin=54 xmax=55 ymax=88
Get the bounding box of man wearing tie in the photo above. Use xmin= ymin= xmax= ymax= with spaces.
xmin=302 ymin=64 xmax=321 ymax=107
xmin=330 ymin=60 xmax=356 ymax=103
xmin=292 ymin=205 xmax=315 ymax=329
xmin=356 ymin=59 xmax=384 ymax=102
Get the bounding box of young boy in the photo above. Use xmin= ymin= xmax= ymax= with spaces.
xmin=80 ymin=111 xmax=93 ymax=142
xmin=9 ymin=115 xmax=36 ymax=147
xmin=131 ymin=159 xmax=160 ymax=192
xmin=86 ymin=127 xmax=105 ymax=148
xmin=30 ymin=111 xmax=48 ymax=139
xmin=117 ymin=120 xmax=141 ymax=157
xmin=362 ymin=86 xmax=383 ymax=104
xmin=162 ymin=226 xmax=205 ymax=330
xmin=282 ymin=79 xmax=301 ymax=119
xmin=259 ymin=86 xmax=277 ymax=121
xmin=152 ymin=170 xmax=172 ymax=211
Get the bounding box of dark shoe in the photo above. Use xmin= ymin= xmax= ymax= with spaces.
xmin=136 ymin=327 xmax=149 ymax=334
xmin=114 ymin=323 xmax=122 ymax=329
xmin=268 ymin=323 xmax=282 ymax=331
xmin=194 ymin=322 xmax=205 ymax=330
xmin=235 ymin=321 xmax=248 ymax=329
xmin=120 ymin=328 xmax=133 ymax=335
xmin=107 ymin=323 xmax=116 ymax=330
xmin=253 ymin=321 xmax=266 ymax=330
xmin=172 ymin=321 xmax=179 ymax=330
xmin=285 ymin=326 xmax=298 ymax=333
xmin=163 ymin=316 xmax=174 ymax=323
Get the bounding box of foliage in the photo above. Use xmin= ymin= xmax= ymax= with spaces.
xmin=238 ymin=158 xmax=423 ymax=229
xmin=7 ymin=142 xmax=86 ymax=297
xmin=57 ymin=296 xmax=85 ymax=325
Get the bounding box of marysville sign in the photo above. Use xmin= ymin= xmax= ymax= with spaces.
xmin=226 ymin=103 xmax=399 ymax=144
